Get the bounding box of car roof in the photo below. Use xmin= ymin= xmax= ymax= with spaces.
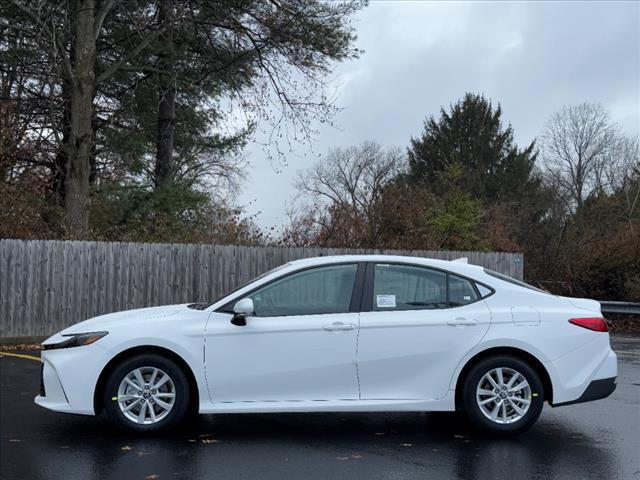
xmin=286 ymin=254 xmax=485 ymax=277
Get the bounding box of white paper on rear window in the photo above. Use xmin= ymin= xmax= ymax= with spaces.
xmin=376 ymin=294 xmax=396 ymax=308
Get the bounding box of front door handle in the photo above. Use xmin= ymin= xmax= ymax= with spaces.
xmin=446 ymin=318 xmax=478 ymax=327
xmin=323 ymin=321 xmax=355 ymax=332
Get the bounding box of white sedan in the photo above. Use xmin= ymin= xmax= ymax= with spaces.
xmin=36 ymin=255 xmax=617 ymax=435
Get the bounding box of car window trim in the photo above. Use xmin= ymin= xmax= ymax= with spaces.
xmin=361 ymin=261 xmax=493 ymax=312
xmin=482 ymin=268 xmax=546 ymax=294
xmin=216 ymin=262 xmax=367 ymax=317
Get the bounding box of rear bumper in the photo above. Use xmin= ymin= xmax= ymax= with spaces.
xmin=552 ymin=377 xmax=616 ymax=407
xmin=548 ymin=341 xmax=617 ymax=405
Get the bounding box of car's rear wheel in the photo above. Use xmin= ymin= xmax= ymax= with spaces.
xmin=103 ymin=354 xmax=190 ymax=433
xmin=462 ymin=355 xmax=544 ymax=435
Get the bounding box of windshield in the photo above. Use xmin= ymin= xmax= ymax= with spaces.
xmin=483 ymin=269 xmax=549 ymax=294
xmin=211 ymin=263 xmax=291 ymax=305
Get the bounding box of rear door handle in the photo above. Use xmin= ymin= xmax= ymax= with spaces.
xmin=323 ymin=321 xmax=355 ymax=332
xmin=446 ymin=318 xmax=478 ymax=327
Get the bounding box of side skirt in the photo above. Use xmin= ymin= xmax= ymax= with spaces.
xmin=198 ymin=392 xmax=457 ymax=414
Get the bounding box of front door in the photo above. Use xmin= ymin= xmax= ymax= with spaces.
xmin=357 ymin=263 xmax=491 ymax=401
xmin=205 ymin=263 xmax=362 ymax=402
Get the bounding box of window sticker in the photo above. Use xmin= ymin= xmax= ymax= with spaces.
xmin=376 ymin=294 xmax=396 ymax=308
xmin=463 ymin=295 xmax=471 ymax=300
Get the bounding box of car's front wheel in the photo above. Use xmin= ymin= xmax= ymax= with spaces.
xmin=103 ymin=353 xmax=190 ymax=432
xmin=462 ymin=355 xmax=544 ymax=435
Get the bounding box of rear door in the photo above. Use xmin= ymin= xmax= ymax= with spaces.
xmin=356 ymin=263 xmax=491 ymax=401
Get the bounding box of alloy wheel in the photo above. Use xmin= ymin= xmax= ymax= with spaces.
xmin=117 ymin=366 xmax=176 ymax=425
xmin=475 ymin=367 xmax=532 ymax=424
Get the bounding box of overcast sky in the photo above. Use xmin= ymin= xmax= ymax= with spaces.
xmin=237 ymin=0 xmax=640 ymax=231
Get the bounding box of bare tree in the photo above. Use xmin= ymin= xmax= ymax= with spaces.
xmin=288 ymin=141 xmax=405 ymax=247
xmin=540 ymin=103 xmax=619 ymax=211
xmin=604 ymin=135 xmax=640 ymax=234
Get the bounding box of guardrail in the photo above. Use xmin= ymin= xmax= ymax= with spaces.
xmin=600 ymin=301 xmax=640 ymax=315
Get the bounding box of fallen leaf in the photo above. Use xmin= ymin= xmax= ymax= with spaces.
xmin=121 ymin=445 xmax=132 ymax=451
xmin=146 ymin=475 xmax=159 ymax=480
xmin=337 ymin=454 xmax=363 ymax=461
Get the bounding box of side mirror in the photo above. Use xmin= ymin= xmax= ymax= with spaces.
xmin=231 ymin=298 xmax=254 ymax=326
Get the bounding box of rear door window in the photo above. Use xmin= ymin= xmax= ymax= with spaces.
xmin=372 ymin=264 xmax=447 ymax=310
xmin=448 ymin=275 xmax=479 ymax=306
xmin=370 ymin=263 xmax=482 ymax=310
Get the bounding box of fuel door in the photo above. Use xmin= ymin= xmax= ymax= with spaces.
xmin=511 ymin=306 xmax=541 ymax=326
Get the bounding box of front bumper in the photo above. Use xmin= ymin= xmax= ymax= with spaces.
xmin=34 ymin=344 xmax=108 ymax=416
xmin=34 ymin=355 xmax=78 ymax=414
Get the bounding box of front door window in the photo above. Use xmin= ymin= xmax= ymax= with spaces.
xmin=249 ymin=264 xmax=358 ymax=317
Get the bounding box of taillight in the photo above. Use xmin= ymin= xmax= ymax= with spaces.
xmin=569 ymin=317 xmax=608 ymax=332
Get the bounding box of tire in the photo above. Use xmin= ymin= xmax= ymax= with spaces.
xmin=103 ymin=353 xmax=191 ymax=433
xmin=461 ymin=355 xmax=544 ymax=435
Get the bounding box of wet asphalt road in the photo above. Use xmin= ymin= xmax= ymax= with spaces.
xmin=1 ymin=336 xmax=639 ymax=480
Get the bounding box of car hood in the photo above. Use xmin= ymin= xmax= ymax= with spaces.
xmin=42 ymin=304 xmax=193 ymax=344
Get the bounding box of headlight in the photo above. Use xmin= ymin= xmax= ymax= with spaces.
xmin=43 ymin=331 xmax=108 ymax=350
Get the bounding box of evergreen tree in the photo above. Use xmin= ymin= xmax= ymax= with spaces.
xmin=407 ymin=93 xmax=538 ymax=204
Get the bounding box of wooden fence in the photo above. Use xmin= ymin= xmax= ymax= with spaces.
xmin=0 ymin=239 xmax=523 ymax=339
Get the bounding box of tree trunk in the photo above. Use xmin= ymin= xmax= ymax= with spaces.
xmin=155 ymin=0 xmax=176 ymax=188
xmin=64 ymin=0 xmax=96 ymax=238
xmin=53 ymin=84 xmax=71 ymax=206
